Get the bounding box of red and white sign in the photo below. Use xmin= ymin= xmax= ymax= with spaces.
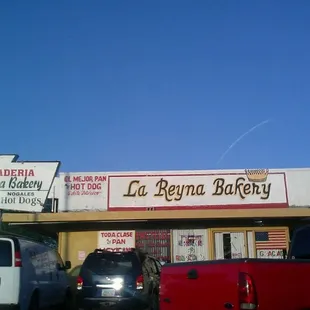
xmin=108 ymin=171 xmax=288 ymax=210
xmin=98 ymin=230 xmax=135 ymax=252
xmin=0 ymin=155 xmax=59 ymax=212
xmin=257 ymin=249 xmax=284 ymax=259
xmin=59 ymin=173 xmax=107 ymax=211
xmin=172 ymin=229 xmax=209 ymax=263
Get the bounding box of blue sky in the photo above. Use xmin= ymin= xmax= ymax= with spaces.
xmin=0 ymin=1 xmax=309 ymax=172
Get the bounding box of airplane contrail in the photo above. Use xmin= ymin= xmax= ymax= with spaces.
xmin=216 ymin=119 xmax=271 ymax=165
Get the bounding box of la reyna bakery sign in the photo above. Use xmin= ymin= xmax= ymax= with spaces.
xmin=108 ymin=169 xmax=288 ymax=210
xmin=0 ymin=155 xmax=60 ymax=212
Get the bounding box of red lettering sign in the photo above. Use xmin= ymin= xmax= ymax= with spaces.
xmin=65 ymin=174 xmax=106 ymax=196
xmin=98 ymin=231 xmax=135 ymax=251
xmin=0 ymin=169 xmax=35 ymax=177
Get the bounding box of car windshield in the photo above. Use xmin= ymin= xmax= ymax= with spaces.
xmin=83 ymin=252 xmax=140 ymax=275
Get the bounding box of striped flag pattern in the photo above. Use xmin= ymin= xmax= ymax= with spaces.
xmin=255 ymin=230 xmax=287 ymax=249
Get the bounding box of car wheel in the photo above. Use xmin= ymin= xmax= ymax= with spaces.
xmin=28 ymin=293 xmax=39 ymax=310
xmin=152 ymin=297 xmax=159 ymax=310
xmin=61 ymin=290 xmax=73 ymax=310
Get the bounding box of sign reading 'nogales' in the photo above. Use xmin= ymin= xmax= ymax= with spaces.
xmin=108 ymin=169 xmax=288 ymax=210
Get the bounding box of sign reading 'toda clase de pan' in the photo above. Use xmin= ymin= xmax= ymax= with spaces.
xmin=0 ymin=155 xmax=60 ymax=212
xmin=98 ymin=230 xmax=135 ymax=252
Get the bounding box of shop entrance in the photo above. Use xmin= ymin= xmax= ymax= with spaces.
xmin=213 ymin=231 xmax=247 ymax=259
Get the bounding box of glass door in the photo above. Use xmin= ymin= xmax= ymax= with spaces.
xmin=214 ymin=232 xmax=246 ymax=259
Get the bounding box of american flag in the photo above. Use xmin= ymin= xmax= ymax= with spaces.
xmin=255 ymin=231 xmax=287 ymax=249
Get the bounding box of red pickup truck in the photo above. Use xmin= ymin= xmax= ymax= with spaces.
xmin=159 ymin=225 xmax=310 ymax=310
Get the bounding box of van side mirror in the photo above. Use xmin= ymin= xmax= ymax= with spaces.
xmin=65 ymin=260 xmax=71 ymax=270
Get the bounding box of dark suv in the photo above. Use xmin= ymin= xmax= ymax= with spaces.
xmin=76 ymin=249 xmax=161 ymax=310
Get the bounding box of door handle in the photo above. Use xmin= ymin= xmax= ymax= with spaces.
xmin=187 ymin=269 xmax=198 ymax=279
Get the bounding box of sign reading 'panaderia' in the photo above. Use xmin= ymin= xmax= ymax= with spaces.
xmin=0 ymin=155 xmax=60 ymax=212
xmin=108 ymin=169 xmax=288 ymax=210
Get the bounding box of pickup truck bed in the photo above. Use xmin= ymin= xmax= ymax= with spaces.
xmin=159 ymin=258 xmax=310 ymax=310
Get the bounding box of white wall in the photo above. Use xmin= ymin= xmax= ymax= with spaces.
xmin=285 ymin=169 xmax=310 ymax=207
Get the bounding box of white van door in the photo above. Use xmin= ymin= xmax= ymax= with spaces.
xmin=0 ymin=238 xmax=20 ymax=305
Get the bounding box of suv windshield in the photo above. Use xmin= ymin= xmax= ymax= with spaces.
xmin=0 ymin=240 xmax=12 ymax=267
xmin=83 ymin=252 xmax=140 ymax=275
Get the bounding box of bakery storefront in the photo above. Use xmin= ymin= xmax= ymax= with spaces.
xmin=3 ymin=166 xmax=310 ymax=270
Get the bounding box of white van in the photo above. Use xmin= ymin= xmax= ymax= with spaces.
xmin=0 ymin=235 xmax=72 ymax=310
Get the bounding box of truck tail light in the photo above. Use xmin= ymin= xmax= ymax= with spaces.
xmin=77 ymin=276 xmax=83 ymax=290
xmin=14 ymin=251 xmax=22 ymax=267
xmin=238 ymin=272 xmax=257 ymax=310
xmin=136 ymin=274 xmax=144 ymax=290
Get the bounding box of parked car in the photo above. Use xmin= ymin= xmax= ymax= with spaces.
xmin=76 ymin=248 xmax=161 ymax=310
xmin=0 ymin=234 xmax=72 ymax=310
xmin=68 ymin=264 xmax=82 ymax=291
xmin=159 ymin=225 xmax=310 ymax=310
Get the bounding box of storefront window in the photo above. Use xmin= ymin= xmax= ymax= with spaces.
xmin=135 ymin=229 xmax=171 ymax=262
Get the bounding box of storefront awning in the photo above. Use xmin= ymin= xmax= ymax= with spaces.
xmin=3 ymin=208 xmax=310 ymax=223
xmin=1 ymin=208 xmax=310 ymax=235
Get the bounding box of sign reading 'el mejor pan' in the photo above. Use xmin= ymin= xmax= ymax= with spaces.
xmin=108 ymin=169 xmax=288 ymax=210
xmin=0 ymin=155 xmax=60 ymax=212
